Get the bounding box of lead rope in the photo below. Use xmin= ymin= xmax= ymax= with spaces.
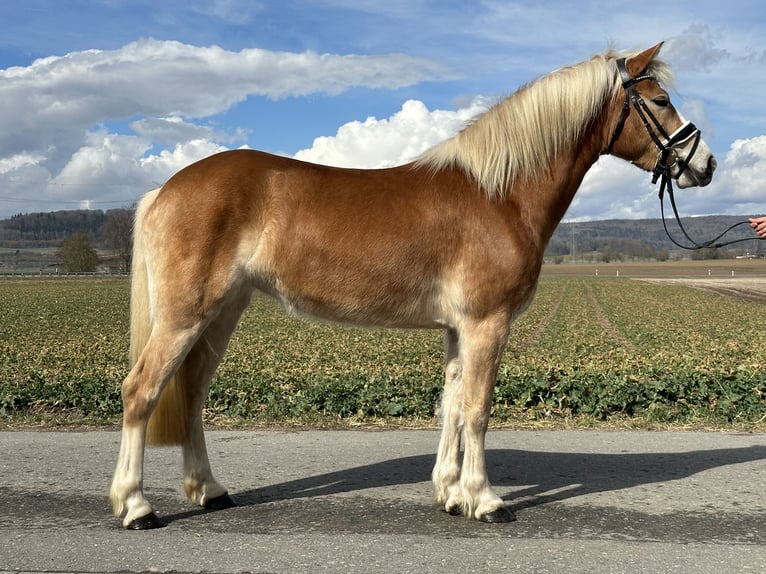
xmin=657 ymin=166 xmax=763 ymax=250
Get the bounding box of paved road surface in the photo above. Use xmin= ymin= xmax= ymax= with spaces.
xmin=1 ymin=429 xmax=764 ymax=573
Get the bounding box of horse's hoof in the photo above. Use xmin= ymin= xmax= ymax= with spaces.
xmin=203 ymin=493 xmax=236 ymax=511
xmin=126 ymin=512 xmax=165 ymax=530
xmin=479 ymin=506 xmax=515 ymax=523
xmin=445 ymin=505 xmax=463 ymax=517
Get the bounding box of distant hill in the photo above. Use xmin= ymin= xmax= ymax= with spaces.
xmin=549 ymin=215 xmax=765 ymax=261
xmin=1 ymin=209 xmax=764 ymax=261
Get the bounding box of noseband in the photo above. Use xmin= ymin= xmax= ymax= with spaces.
xmin=605 ymin=58 xmax=761 ymax=250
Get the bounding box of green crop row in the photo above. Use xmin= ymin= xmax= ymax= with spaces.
xmin=0 ymin=277 xmax=764 ymax=428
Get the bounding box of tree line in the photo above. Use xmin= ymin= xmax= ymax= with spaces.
xmin=2 ymin=209 xmax=764 ymax=273
xmin=0 ymin=208 xmax=134 ymax=272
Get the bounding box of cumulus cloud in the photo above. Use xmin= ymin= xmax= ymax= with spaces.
xmin=0 ymin=152 xmax=45 ymax=175
xmin=45 ymin=132 xmax=232 ymax=205
xmin=1 ymin=132 xmax=233 ymax=212
xmin=295 ymin=98 xmax=490 ymax=167
xmin=6 ymin=37 xmax=446 ymax=109
xmin=687 ymin=136 xmax=766 ymax=215
xmin=1 ymin=38 xmax=447 ymax=154
xmin=0 ymin=39 xmax=449 ymax=216
xmin=130 ymin=117 xmax=217 ymax=145
xmin=569 ymin=156 xmax=658 ymax=221
xmin=140 ymin=139 xmax=233 ymax=181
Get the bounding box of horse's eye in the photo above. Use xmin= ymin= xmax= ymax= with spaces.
xmin=652 ymin=96 xmax=669 ymax=108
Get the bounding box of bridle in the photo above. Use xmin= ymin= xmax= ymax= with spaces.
xmin=607 ymin=58 xmax=761 ymax=250
xmin=606 ymin=58 xmax=702 ymax=184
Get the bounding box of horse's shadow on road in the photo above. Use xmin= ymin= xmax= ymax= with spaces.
xmin=225 ymin=443 xmax=766 ymax=515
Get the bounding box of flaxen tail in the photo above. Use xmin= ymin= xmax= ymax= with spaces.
xmin=129 ymin=187 xmax=190 ymax=446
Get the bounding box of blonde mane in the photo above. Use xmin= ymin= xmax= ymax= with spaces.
xmin=415 ymin=49 xmax=674 ymax=198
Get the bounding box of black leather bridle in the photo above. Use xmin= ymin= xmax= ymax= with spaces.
xmin=606 ymin=58 xmax=702 ymax=186
xmin=607 ymin=58 xmax=760 ymax=250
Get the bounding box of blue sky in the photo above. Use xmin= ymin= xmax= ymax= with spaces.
xmin=1 ymin=0 xmax=766 ymax=220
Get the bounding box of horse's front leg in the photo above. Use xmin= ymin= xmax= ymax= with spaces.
xmin=432 ymin=328 xmax=464 ymax=514
xmin=457 ymin=316 xmax=513 ymax=522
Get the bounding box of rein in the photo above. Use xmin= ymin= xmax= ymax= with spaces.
xmin=608 ymin=58 xmax=763 ymax=251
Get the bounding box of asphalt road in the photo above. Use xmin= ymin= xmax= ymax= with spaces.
xmin=1 ymin=429 xmax=764 ymax=574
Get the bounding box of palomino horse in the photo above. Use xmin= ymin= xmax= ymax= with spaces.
xmin=110 ymin=43 xmax=716 ymax=528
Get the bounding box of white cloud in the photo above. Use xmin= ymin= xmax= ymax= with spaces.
xmin=294 ymin=98 xmax=490 ymax=168
xmin=687 ymin=136 xmax=766 ymax=215
xmin=130 ymin=116 xmax=216 ymax=145
xmin=47 ymin=132 xmax=231 ymax=205
xmin=53 ymin=131 xmax=150 ymax=187
xmin=0 ymin=39 xmax=449 ymax=216
xmin=0 ymin=152 xmax=45 ymax=175
xmin=0 ymin=38 xmax=447 ymax=154
xmin=129 ymin=115 xmax=249 ymax=149
xmin=570 ymin=157 xmax=658 ymax=221
xmin=140 ymin=139 xmax=233 ymax=181
xmin=34 ymin=113 xmax=763 ymax=222
xmin=717 ymin=136 xmax=766 ymax=197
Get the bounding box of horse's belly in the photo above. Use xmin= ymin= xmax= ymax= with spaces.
xmin=270 ymin=277 xmax=450 ymax=330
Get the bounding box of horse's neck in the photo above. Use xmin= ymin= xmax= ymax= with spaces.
xmin=505 ymin=126 xmax=606 ymax=247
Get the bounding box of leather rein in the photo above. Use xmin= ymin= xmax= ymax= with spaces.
xmin=607 ymin=58 xmax=760 ymax=250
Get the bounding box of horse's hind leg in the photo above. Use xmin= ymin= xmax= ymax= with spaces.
xmin=110 ymin=325 xmax=201 ymax=529
xmin=180 ymin=293 xmax=251 ymax=510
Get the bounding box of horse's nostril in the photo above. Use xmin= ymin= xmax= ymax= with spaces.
xmin=707 ymin=156 xmax=717 ymax=174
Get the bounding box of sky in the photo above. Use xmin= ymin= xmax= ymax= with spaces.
xmin=1 ymin=1 xmax=766 ymax=221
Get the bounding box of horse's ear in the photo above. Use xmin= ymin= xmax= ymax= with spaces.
xmin=625 ymin=42 xmax=664 ymax=77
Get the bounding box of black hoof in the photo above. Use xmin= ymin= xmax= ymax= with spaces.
xmin=445 ymin=505 xmax=463 ymax=517
xmin=126 ymin=512 xmax=165 ymax=530
xmin=480 ymin=506 xmax=516 ymax=523
xmin=203 ymin=493 xmax=236 ymax=511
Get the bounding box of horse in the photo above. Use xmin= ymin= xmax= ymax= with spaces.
xmin=110 ymin=43 xmax=716 ymax=529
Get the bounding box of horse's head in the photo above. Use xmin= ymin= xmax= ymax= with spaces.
xmin=606 ymin=43 xmax=716 ymax=189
